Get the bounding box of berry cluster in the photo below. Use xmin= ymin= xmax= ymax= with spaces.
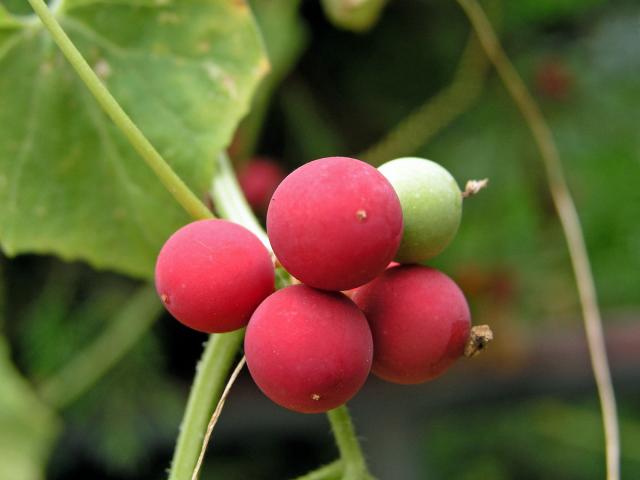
xmin=155 ymin=156 xmax=472 ymax=414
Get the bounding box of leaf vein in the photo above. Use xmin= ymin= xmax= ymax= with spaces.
xmin=4 ymin=34 xmax=52 ymax=242
xmin=76 ymin=86 xmax=158 ymax=250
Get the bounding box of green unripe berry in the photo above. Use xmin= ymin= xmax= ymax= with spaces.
xmin=378 ymin=157 xmax=462 ymax=263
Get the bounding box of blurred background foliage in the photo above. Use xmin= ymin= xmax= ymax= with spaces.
xmin=1 ymin=0 xmax=639 ymax=478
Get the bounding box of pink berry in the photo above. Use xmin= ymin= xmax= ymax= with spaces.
xmin=245 ymin=285 xmax=373 ymax=413
xmin=343 ymin=261 xmax=399 ymax=299
xmin=352 ymin=265 xmax=471 ymax=384
xmin=155 ymin=219 xmax=274 ymax=333
xmin=266 ymin=157 xmax=403 ymax=291
xmin=238 ymin=157 xmax=287 ymax=213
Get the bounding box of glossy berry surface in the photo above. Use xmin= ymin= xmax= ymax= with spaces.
xmin=378 ymin=157 xmax=461 ymax=263
xmin=352 ymin=265 xmax=471 ymax=384
xmin=245 ymin=285 xmax=373 ymax=413
xmin=155 ymin=219 xmax=274 ymax=333
xmin=267 ymin=156 xmax=403 ymax=291
xmin=238 ymin=157 xmax=287 ymax=214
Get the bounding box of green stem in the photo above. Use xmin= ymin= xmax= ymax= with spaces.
xmin=210 ymin=153 xmax=270 ymax=249
xmin=168 ymin=329 xmax=245 ymax=480
xmin=27 ymin=0 xmax=213 ymax=221
xmin=292 ymin=460 xmax=343 ymax=480
xmin=327 ymin=405 xmax=369 ymax=480
xmin=279 ymin=78 xmax=347 ymax=160
xmin=37 ymin=284 xmax=162 ymax=409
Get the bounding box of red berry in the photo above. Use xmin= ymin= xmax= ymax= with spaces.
xmin=245 ymin=285 xmax=373 ymax=413
xmin=343 ymin=261 xmax=399 ymax=299
xmin=155 ymin=219 xmax=274 ymax=333
xmin=238 ymin=157 xmax=287 ymax=214
xmin=534 ymin=58 xmax=573 ymax=101
xmin=266 ymin=157 xmax=403 ymax=291
xmin=352 ymin=265 xmax=471 ymax=384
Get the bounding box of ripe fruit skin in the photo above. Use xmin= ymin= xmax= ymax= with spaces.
xmin=238 ymin=157 xmax=287 ymax=214
xmin=267 ymin=156 xmax=403 ymax=291
xmin=378 ymin=157 xmax=461 ymax=263
xmin=352 ymin=265 xmax=471 ymax=384
xmin=245 ymin=285 xmax=373 ymax=413
xmin=155 ymin=219 xmax=274 ymax=333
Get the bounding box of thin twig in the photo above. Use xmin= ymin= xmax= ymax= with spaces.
xmin=191 ymin=355 xmax=247 ymax=480
xmin=455 ymin=1 xmax=619 ymax=478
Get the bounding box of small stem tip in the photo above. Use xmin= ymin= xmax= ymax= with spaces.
xmin=462 ymin=178 xmax=489 ymax=198
xmin=464 ymin=324 xmax=494 ymax=358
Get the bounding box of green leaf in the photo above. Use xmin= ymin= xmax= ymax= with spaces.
xmin=232 ymin=0 xmax=308 ymax=160
xmin=57 ymin=332 xmax=185 ymax=474
xmin=0 ymin=337 xmax=60 ymax=480
xmin=0 ymin=0 xmax=267 ymax=278
xmin=2 ymin=0 xmax=32 ymax=18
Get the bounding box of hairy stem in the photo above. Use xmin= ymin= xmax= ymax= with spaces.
xmin=192 ymin=356 xmax=246 ymax=480
xmin=327 ymin=405 xmax=369 ymax=479
xmin=292 ymin=460 xmax=343 ymax=480
xmin=37 ymin=284 xmax=162 ymax=409
xmin=168 ymin=330 xmax=245 ymax=480
xmin=27 ymin=0 xmax=213 ymax=221
xmin=456 ymin=1 xmax=620 ymax=478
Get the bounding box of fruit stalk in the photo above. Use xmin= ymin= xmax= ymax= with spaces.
xmin=327 ymin=405 xmax=370 ymax=480
xmin=211 ymin=153 xmax=271 ymax=249
xmin=168 ymin=330 xmax=245 ymax=480
xmin=191 ymin=356 xmax=247 ymax=480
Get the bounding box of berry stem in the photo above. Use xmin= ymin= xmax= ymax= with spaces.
xmin=327 ymin=405 xmax=370 ymax=480
xmin=37 ymin=285 xmax=162 ymax=409
xmin=26 ymin=0 xmax=213 ymax=221
xmin=456 ymin=1 xmax=619 ymax=478
xmin=192 ymin=356 xmax=247 ymax=480
xmin=210 ymin=152 xmax=271 ymax=249
xmin=168 ymin=329 xmax=245 ymax=480
xmin=291 ymin=460 xmax=343 ymax=480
